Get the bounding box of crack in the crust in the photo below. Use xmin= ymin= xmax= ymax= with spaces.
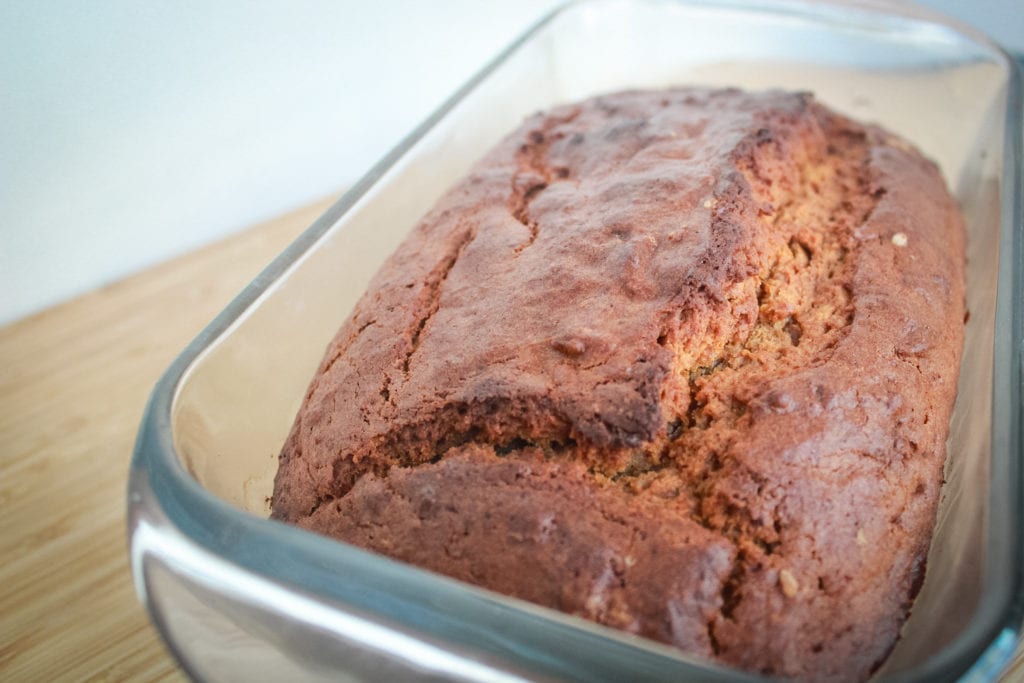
xmin=394 ymin=397 xmax=572 ymax=459
xmin=509 ymin=109 xmax=580 ymax=255
xmin=720 ymin=551 xmax=747 ymax=616
xmin=708 ymin=618 xmax=722 ymax=656
xmin=660 ymin=125 xmax=875 ymax=432
xmin=419 ymin=428 xmax=578 ymax=467
xmin=510 ymin=189 xmax=543 ymax=255
xmin=370 ymin=227 xmax=480 ymax=414
xmin=646 ymin=122 xmax=882 ymax=639
xmin=401 ymin=229 xmax=477 ymax=377
xmin=320 ymin=318 xmax=377 ymax=377
xmin=306 ymin=459 xmax=339 ymax=518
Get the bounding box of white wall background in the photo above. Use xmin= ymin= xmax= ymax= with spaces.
xmin=1 ymin=0 xmax=1020 ymax=325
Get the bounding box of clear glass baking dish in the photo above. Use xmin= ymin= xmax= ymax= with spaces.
xmin=128 ymin=0 xmax=1023 ymax=680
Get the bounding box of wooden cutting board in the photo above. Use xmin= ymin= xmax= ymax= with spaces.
xmin=1 ymin=196 xmax=1020 ymax=682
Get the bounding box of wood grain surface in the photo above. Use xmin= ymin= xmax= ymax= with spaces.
xmin=0 ymin=197 xmax=335 ymax=682
xmin=1 ymin=196 xmax=1020 ymax=682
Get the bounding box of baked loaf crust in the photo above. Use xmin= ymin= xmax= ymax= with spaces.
xmin=272 ymin=88 xmax=965 ymax=681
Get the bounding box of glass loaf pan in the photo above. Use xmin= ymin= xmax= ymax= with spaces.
xmin=128 ymin=0 xmax=1023 ymax=680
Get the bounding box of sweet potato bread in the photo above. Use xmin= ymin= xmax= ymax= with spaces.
xmin=272 ymin=88 xmax=965 ymax=681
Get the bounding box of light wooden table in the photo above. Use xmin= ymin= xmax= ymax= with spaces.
xmin=1 ymin=197 xmax=1021 ymax=682
xmin=0 ymin=198 xmax=334 ymax=682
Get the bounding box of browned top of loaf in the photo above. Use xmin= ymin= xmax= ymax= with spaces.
xmin=272 ymin=88 xmax=965 ymax=682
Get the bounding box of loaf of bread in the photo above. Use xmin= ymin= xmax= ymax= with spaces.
xmin=272 ymin=88 xmax=965 ymax=681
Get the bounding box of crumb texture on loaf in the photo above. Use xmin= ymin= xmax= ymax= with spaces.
xmin=272 ymin=88 xmax=965 ymax=682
